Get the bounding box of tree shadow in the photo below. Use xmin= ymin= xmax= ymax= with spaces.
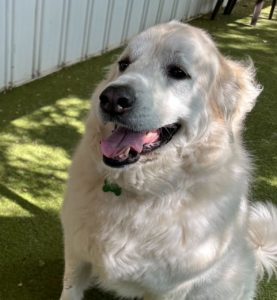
xmin=0 ymin=49 xmax=123 ymax=300
xmin=0 ymin=184 xmax=62 ymax=299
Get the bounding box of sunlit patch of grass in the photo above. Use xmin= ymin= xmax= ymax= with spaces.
xmin=0 ymin=96 xmax=89 ymax=218
xmin=12 ymin=97 xmax=88 ymax=133
xmin=256 ymin=176 xmax=277 ymax=187
xmin=0 ymin=97 xmax=90 ymax=299
xmin=0 ymin=48 xmax=123 ymax=300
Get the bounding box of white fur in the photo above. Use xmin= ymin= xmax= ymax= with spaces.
xmin=60 ymin=21 xmax=277 ymax=300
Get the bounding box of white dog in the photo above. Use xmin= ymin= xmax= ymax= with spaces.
xmin=60 ymin=21 xmax=277 ymax=300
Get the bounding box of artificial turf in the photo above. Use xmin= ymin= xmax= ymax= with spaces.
xmin=0 ymin=1 xmax=276 ymax=299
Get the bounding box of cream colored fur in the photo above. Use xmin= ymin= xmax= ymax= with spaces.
xmin=60 ymin=21 xmax=277 ymax=300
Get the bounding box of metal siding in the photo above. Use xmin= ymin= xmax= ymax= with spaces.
xmin=107 ymin=0 xmax=128 ymax=49
xmin=4 ymin=0 xmax=13 ymax=89
xmin=87 ymin=0 xmax=109 ymax=55
xmin=126 ymin=0 xmax=146 ymax=39
xmin=200 ymin=0 xmax=209 ymax=15
xmin=201 ymin=0 xmax=218 ymax=14
xmin=32 ymin=0 xmax=43 ymax=77
xmin=170 ymin=0 xmax=179 ymax=19
xmin=39 ymin=0 xmax=64 ymax=74
xmin=175 ymin=0 xmax=190 ymax=20
xmin=185 ymin=0 xmax=193 ymax=19
xmin=81 ymin=0 xmax=94 ymax=59
xmin=139 ymin=0 xmax=150 ymax=31
xmin=12 ymin=0 xmax=37 ymax=86
xmin=0 ymin=0 xmax=216 ymax=91
xmin=0 ymin=0 xmax=6 ymax=89
xmin=120 ymin=0 xmax=134 ymax=41
xmin=144 ymin=0 xmax=160 ymax=29
xmin=64 ymin=0 xmax=88 ymax=64
xmin=187 ymin=0 xmax=202 ymax=19
xmin=160 ymin=0 xmax=175 ymax=23
xmin=58 ymin=0 xmax=70 ymax=67
xmin=195 ymin=0 xmax=204 ymax=16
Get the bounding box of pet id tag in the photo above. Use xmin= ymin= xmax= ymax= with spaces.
xmin=102 ymin=179 xmax=122 ymax=196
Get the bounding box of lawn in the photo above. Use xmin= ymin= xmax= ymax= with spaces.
xmin=0 ymin=1 xmax=276 ymax=299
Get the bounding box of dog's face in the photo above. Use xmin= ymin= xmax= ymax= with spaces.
xmin=94 ymin=21 xmax=260 ymax=170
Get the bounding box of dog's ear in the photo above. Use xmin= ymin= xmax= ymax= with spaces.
xmin=212 ymin=58 xmax=262 ymax=133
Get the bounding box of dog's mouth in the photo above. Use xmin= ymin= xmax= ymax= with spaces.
xmin=100 ymin=123 xmax=181 ymax=168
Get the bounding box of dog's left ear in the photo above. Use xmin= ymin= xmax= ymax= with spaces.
xmin=213 ymin=58 xmax=262 ymax=133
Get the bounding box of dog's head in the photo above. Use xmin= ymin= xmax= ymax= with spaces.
xmin=91 ymin=21 xmax=261 ymax=175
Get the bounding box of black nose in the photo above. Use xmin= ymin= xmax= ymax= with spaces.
xmin=99 ymin=85 xmax=135 ymax=115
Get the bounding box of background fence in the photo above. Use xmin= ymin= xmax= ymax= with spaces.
xmin=0 ymin=0 xmax=217 ymax=91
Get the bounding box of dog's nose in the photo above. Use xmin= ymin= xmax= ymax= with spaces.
xmin=99 ymin=85 xmax=135 ymax=115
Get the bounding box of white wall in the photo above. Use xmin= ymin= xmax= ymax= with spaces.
xmin=0 ymin=0 xmax=217 ymax=91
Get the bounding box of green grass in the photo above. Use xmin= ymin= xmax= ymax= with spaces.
xmin=0 ymin=1 xmax=276 ymax=299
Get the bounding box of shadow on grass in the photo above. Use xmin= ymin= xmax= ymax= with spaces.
xmin=0 ymin=48 xmax=122 ymax=203
xmin=0 ymin=185 xmax=121 ymax=300
xmin=0 ymin=184 xmax=61 ymax=299
xmin=0 ymin=49 xmax=122 ymax=300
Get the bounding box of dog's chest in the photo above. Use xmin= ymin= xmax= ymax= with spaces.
xmin=87 ymin=199 xmax=191 ymax=290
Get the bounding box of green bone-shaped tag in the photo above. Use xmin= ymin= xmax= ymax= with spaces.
xmin=102 ymin=179 xmax=122 ymax=196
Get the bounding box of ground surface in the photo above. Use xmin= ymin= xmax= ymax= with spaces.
xmin=0 ymin=1 xmax=276 ymax=299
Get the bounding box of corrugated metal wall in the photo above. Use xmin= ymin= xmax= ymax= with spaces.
xmin=0 ymin=0 xmax=217 ymax=91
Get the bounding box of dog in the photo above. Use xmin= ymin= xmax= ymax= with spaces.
xmin=60 ymin=21 xmax=277 ymax=300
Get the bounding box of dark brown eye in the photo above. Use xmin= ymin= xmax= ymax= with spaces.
xmin=167 ymin=65 xmax=190 ymax=80
xmin=118 ymin=58 xmax=130 ymax=72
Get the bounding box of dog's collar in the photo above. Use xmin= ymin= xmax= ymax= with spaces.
xmin=102 ymin=179 xmax=122 ymax=196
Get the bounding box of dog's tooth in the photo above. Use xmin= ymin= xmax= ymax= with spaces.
xmin=124 ymin=147 xmax=130 ymax=155
xmin=116 ymin=147 xmax=130 ymax=160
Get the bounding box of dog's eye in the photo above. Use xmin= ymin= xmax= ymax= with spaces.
xmin=118 ymin=58 xmax=130 ymax=72
xmin=167 ymin=65 xmax=191 ymax=80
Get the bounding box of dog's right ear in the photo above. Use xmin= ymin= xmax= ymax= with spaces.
xmin=212 ymin=57 xmax=262 ymax=134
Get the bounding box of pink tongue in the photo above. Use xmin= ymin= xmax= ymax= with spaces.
xmin=100 ymin=127 xmax=159 ymax=159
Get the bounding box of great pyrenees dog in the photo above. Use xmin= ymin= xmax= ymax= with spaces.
xmin=60 ymin=21 xmax=277 ymax=300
